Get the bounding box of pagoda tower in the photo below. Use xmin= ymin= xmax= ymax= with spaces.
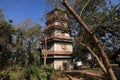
xmin=41 ymin=7 xmax=73 ymax=70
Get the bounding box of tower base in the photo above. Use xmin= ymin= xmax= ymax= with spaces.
xmin=41 ymin=55 xmax=72 ymax=70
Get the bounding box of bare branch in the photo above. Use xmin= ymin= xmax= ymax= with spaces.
xmin=80 ymin=0 xmax=90 ymax=17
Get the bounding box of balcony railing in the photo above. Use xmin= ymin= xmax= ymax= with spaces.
xmin=42 ymin=34 xmax=72 ymax=41
xmin=45 ymin=21 xmax=67 ymax=30
xmin=42 ymin=50 xmax=72 ymax=55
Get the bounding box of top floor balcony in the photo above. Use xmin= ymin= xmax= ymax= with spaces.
xmin=45 ymin=21 xmax=68 ymax=30
xmin=42 ymin=34 xmax=72 ymax=42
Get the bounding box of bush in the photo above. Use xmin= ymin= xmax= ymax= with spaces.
xmin=19 ymin=65 xmax=54 ymax=80
xmin=0 ymin=69 xmax=10 ymax=80
xmin=0 ymin=64 xmax=54 ymax=80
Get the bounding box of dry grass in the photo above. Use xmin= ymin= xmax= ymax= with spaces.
xmin=50 ymin=68 xmax=105 ymax=80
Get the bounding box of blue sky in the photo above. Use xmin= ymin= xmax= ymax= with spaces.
xmin=0 ymin=0 xmax=119 ymax=27
xmin=0 ymin=0 xmax=51 ymax=26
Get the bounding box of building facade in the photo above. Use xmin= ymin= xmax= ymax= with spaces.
xmin=41 ymin=8 xmax=73 ymax=70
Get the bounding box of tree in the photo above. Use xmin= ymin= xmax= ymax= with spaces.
xmin=25 ymin=24 xmax=42 ymax=65
xmin=0 ymin=9 xmax=4 ymax=23
xmin=0 ymin=20 xmax=15 ymax=69
xmin=63 ymin=0 xmax=120 ymax=64
xmin=95 ymin=2 xmax=120 ymax=62
xmin=62 ymin=0 xmax=118 ymax=80
xmin=12 ymin=18 xmax=42 ymax=67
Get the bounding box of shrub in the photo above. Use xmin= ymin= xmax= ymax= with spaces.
xmin=19 ymin=65 xmax=54 ymax=80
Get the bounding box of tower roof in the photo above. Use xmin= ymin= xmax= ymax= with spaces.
xmin=46 ymin=7 xmax=66 ymax=15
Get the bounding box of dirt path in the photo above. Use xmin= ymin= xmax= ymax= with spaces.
xmin=64 ymin=68 xmax=105 ymax=80
xmin=50 ymin=64 xmax=120 ymax=80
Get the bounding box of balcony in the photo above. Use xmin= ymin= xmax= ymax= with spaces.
xmin=42 ymin=34 xmax=72 ymax=41
xmin=42 ymin=50 xmax=72 ymax=55
xmin=45 ymin=21 xmax=67 ymax=30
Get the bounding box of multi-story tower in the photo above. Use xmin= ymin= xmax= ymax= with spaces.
xmin=41 ymin=7 xmax=73 ymax=70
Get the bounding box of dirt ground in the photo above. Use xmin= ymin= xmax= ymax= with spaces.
xmin=64 ymin=68 xmax=105 ymax=80
xmin=51 ymin=64 xmax=120 ymax=80
xmin=50 ymin=68 xmax=106 ymax=80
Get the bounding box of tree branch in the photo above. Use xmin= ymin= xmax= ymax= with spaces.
xmin=62 ymin=0 xmax=117 ymax=79
xmin=75 ymin=37 xmax=107 ymax=74
xmin=80 ymin=0 xmax=90 ymax=17
xmin=62 ymin=0 xmax=92 ymax=34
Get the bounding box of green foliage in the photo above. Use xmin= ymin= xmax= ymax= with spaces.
xmin=0 ymin=21 xmax=15 ymax=45
xmin=65 ymin=0 xmax=120 ymax=62
xmin=0 ymin=65 xmax=54 ymax=80
xmin=19 ymin=65 xmax=54 ymax=80
xmin=0 ymin=8 xmax=51 ymax=80
xmin=0 ymin=21 xmax=15 ymax=69
xmin=11 ymin=21 xmax=42 ymax=66
xmin=0 ymin=68 xmax=10 ymax=80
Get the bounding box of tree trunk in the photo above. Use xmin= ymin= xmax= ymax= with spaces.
xmin=75 ymin=37 xmax=107 ymax=74
xmin=43 ymin=37 xmax=47 ymax=65
xmin=43 ymin=45 xmax=46 ymax=65
xmin=62 ymin=0 xmax=117 ymax=80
